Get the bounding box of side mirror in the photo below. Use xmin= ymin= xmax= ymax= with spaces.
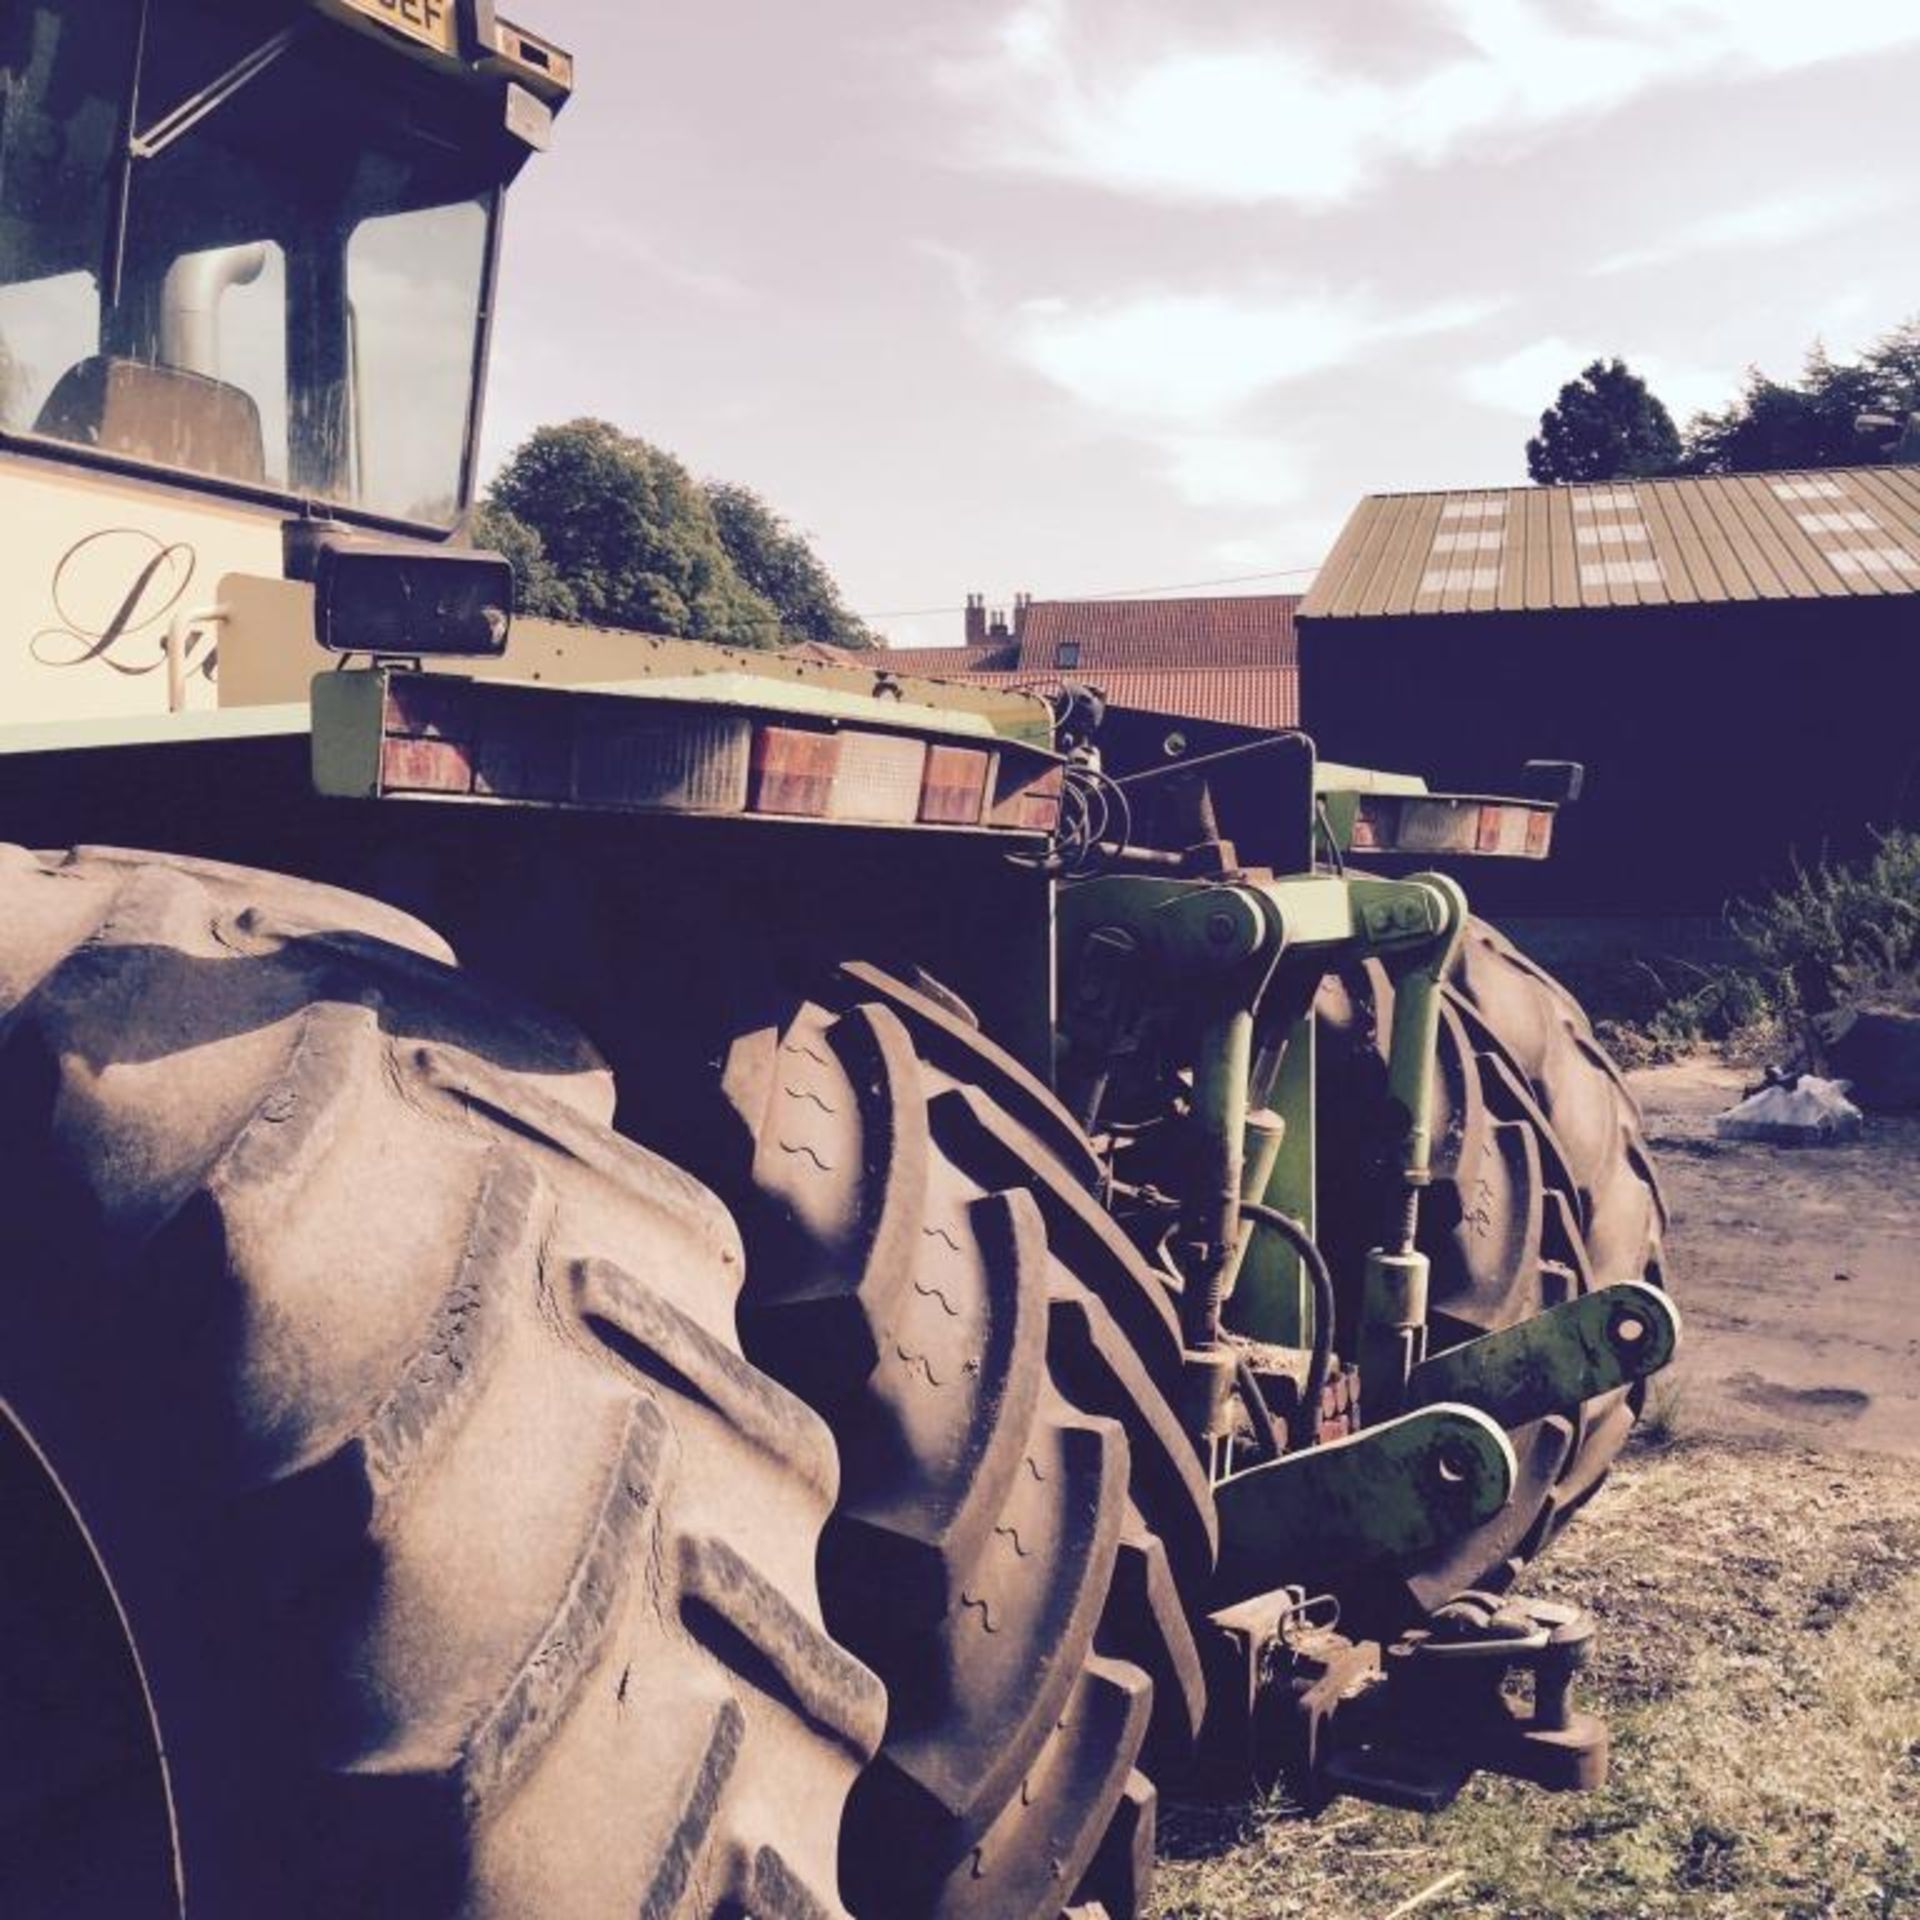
xmin=312 ymin=540 xmax=513 ymax=658
xmin=1522 ymin=759 xmax=1585 ymax=805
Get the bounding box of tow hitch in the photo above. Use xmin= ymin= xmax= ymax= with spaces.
xmin=1204 ymin=1587 xmax=1608 ymax=1812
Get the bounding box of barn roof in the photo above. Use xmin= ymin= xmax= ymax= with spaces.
xmin=1300 ymin=466 xmax=1920 ymax=619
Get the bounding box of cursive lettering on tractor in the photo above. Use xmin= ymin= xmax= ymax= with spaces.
xmin=30 ymin=528 xmax=212 ymax=680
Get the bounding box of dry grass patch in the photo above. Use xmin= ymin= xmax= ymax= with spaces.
xmin=1155 ymin=1435 xmax=1920 ymax=1919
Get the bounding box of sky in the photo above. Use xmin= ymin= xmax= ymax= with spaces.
xmin=478 ymin=1 xmax=1920 ymax=648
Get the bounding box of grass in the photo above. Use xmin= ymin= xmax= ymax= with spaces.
xmin=1153 ymin=1434 xmax=1920 ymax=1919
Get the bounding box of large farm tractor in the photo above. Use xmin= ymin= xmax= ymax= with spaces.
xmin=0 ymin=2 xmax=1675 ymax=1914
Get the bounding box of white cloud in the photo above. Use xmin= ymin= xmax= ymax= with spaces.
xmin=995 ymin=280 xmax=1496 ymax=516
xmin=912 ymin=238 xmax=986 ymax=308
xmin=945 ymin=0 xmax=1920 ymax=207
xmin=1461 ymin=337 xmax=1735 ymax=423
xmin=1595 ymin=186 xmax=1903 ymax=275
xmin=1213 ymin=518 xmax=1347 ymax=578
xmin=1636 ymin=355 xmax=1737 ymax=424
xmin=1159 ymin=433 xmax=1308 ymax=510
xmin=1462 ymin=337 xmax=1599 ymax=415
xmin=1803 ymin=281 xmax=1883 ymax=356
xmin=1011 ymin=285 xmax=1499 ymax=422
xmin=560 ymin=216 xmax=752 ymax=305
xmin=1013 ymin=291 xmax=1367 ymax=419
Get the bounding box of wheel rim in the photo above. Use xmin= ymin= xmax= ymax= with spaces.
xmin=0 ymin=1407 xmax=180 ymax=1918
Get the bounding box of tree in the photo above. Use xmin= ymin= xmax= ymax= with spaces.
xmin=1681 ymin=322 xmax=1920 ymax=473
xmin=1526 ymin=358 xmax=1682 ymax=484
xmin=480 ymin=420 xmax=875 ymax=649
xmin=705 ymin=482 xmax=876 ymax=649
xmin=484 ymin=419 xmax=783 ymax=646
xmin=468 ymin=502 xmax=580 ymax=621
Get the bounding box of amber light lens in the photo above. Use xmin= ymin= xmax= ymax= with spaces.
xmin=380 ymin=735 xmax=473 ymax=793
xmin=919 ymin=745 xmax=994 ymax=825
xmin=749 ymin=726 xmax=839 ymax=815
xmin=990 ymin=761 xmax=1065 ymax=831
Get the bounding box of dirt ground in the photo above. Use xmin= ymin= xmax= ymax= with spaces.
xmin=1631 ymin=1057 xmax=1920 ymax=1461
xmin=1152 ymin=1058 xmax=1920 ymax=1920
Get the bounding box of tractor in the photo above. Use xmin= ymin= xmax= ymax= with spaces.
xmin=0 ymin=2 xmax=1674 ymax=1913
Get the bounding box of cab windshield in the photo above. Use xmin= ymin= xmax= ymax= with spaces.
xmin=0 ymin=0 xmax=513 ymax=526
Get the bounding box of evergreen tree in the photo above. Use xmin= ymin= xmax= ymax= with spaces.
xmin=1526 ymin=359 xmax=1683 ymax=484
xmin=1682 ymin=322 xmax=1920 ymax=473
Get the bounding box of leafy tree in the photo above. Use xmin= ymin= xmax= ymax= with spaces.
xmin=1526 ymin=358 xmax=1683 ymax=484
xmin=1682 ymin=322 xmax=1920 ymax=473
xmin=480 ymin=420 xmax=875 ymax=649
xmin=484 ymin=419 xmax=783 ymax=646
xmin=469 ymin=502 xmax=580 ymax=621
xmin=705 ymin=481 xmax=876 ymax=650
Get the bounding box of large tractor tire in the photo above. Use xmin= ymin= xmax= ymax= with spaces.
xmin=717 ymin=964 xmax=1216 ymax=1920
xmin=1315 ymin=916 xmax=1668 ymax=1618
xmin=0 ymin=846 xmax=884 ymax=1917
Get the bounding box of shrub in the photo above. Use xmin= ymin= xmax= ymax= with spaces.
xmin=1602 ymin=831 xmax=1920 ymax=1061
xmin=1731 ymin=829 xmax=1920 ymax=1016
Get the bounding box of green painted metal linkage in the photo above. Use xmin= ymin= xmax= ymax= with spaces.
xmin=1405 ymin=1281 xmax=1681 ymax=1431
xmin=1212 ymin=1403 xmax=1516 ymax=1607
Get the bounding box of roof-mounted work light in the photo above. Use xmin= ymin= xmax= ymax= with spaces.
xmin=312 ymin=540 xmax=513 ymax=658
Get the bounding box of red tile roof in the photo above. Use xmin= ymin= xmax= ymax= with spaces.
xmin=879 ymin=641 xmax=1022 ymax=673
xmin=1016 ymin=594 xmax=1298 ymax=670
xmin=1099 ymin=668 xmax=1296 ymax=729
xmin=875 ymin=593 xmax=1300 ymax=731
xmin=778 ymin=640 xmax=870 ymax=666
xmin=887 ymin=666 xmax=1293 ymax=730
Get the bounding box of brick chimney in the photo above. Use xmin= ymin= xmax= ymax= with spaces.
xmin=964 ymin=592 xmax=986 ymax=646
xmin=1013 ymin=590 xmax=1032 ymax=639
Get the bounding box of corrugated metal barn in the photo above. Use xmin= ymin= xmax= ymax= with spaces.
xmin=1298 ymin=467 xmax=1920 ymax=922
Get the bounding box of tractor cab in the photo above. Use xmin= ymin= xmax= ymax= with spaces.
xmin=0 ymin=0 xmax=567 ymax=529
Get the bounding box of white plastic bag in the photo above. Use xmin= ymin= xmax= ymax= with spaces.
xmin=1714 ymin=1073 xmax=1864 ymax=1145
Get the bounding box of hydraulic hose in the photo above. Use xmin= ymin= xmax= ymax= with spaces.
xmin=1239 ymin=1200 xmax=1337 ymax=1454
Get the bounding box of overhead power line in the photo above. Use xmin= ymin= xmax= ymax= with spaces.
xmin=858 ymin=563 xmax=1319 ymax=623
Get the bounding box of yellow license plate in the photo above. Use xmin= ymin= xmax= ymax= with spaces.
xmin=334 ymin=0 xmax=458 ymax=56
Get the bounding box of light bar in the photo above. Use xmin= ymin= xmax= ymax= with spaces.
xmin=312 ymin=669 xmax=1062 ymax=837
xmin=1349 ymin=793 xmax=1555 ymax=859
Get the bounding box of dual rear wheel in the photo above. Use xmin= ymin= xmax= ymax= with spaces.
xmin=1314 ymin=916 xmax=1668 ymax=1618
xmin=0 ymin=850 xmax=1658 ymax=1916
